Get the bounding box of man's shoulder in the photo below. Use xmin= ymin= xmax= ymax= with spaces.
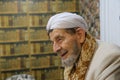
xmin=96 ymin=40 xmax=120 ymax=55
xmin=86 ymin=40 xmax=120 ymax=80
xmin=90 ymin=39 xmax=120 ymax=70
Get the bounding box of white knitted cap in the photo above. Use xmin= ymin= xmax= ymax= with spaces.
xmin=46 ymin=12 xmax=88 ymax=32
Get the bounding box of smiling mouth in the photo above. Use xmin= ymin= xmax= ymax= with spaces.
xmin=60 ymin=51 xmax=68 ymax=58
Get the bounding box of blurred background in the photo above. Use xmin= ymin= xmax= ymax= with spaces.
xmin=0 ymin=0 xmax=119 ymax=80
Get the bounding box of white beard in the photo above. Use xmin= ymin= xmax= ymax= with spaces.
xmin=61 ymin=53 xmax=79 ymax=67
xmin=61 ymin=40 xmax=81 ymax=67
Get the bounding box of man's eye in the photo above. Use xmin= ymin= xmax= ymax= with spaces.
xmin=57 ymin=38 xmax=62 ymax=42
xmin=58 ymin=38 xmax=61 ymax=41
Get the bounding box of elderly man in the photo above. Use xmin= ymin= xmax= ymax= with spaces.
xmin=46 ymin=12 xmax=120 ymax=80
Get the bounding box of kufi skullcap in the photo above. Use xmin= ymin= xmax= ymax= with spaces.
xmin=46 ymin=12 xmax=88 ymax=32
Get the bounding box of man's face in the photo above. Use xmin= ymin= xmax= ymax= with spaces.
xmin=49 ymin=29 xmax=84 ymax=67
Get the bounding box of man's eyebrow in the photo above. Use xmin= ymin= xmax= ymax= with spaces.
xmin=50 ymin=34 xmax=60 ymax=41
xmin=55 ymin=34 xmax=65 ymax=40
xmin=55 ymin=35 xmax=62 ymax=39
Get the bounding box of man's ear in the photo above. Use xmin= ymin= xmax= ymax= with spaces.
xmin=76 ymin=28 xmax=86 ymax=43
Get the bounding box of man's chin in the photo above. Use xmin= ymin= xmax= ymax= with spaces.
xmin=61 ymin=58 xmax=75 ymax=67
xmin=61 ymin=53 xmax=79 ymax=67
xmin=62 ymin=62 xmax=74 ymax=67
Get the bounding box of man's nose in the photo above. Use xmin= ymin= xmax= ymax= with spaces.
xmin=53 ymin=43 xmax=61 ymax=53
